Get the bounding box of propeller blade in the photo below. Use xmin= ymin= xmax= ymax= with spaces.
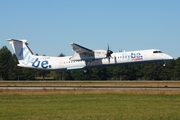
xmin=106 ymin=44 xmax=113 ymax=63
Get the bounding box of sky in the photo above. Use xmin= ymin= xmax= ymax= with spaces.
xmin=0 ymin=0 xmax=180 ymax=58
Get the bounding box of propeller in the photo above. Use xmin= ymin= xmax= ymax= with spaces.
xmin=106 ymin=45 xmax=113 ymax=63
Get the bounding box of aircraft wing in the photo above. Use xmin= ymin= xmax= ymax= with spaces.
xmin=70 ymin=43 xmax=93 ymax=54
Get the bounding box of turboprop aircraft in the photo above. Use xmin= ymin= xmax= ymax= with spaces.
xmin=8 ymin=39 xmax=173 ymax=72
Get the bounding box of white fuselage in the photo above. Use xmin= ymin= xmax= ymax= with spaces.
xmin=18 ymin=49 xmax=173 ymax=70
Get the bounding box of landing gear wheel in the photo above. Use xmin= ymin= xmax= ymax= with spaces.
xmin=84 ymin=69 xmax=89 ymax=73
xmin=84 ymin=69 xmax=88 ymax=73
xmin=163 ymin=61 xmax=166 ymax=67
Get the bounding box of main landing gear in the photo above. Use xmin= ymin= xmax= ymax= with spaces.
xmin=83 ymin=69 xmax=89 ymax=73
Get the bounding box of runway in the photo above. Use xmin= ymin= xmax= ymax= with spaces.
xmin=0 ymin=86 xmax=180 ymax=90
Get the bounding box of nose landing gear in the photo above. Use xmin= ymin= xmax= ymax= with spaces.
xmin=163 ymin=61 xmax=166 ymax=67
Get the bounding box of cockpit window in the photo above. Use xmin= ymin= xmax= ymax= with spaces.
xmin=153 ymin=51 xmax=163 ymax=53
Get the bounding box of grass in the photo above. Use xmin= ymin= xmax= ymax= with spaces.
xmin=0 ymin=81 xmax=180 ymax=119
xmin=1 ymin=81 xmax=180 ymax=87
xmin=0 ymin=89 xmax=180 ymax=120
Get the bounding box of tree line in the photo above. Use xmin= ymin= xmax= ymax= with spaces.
xmin=0 ymin=45 xmax=180 ymax=81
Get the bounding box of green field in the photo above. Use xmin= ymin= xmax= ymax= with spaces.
xmin=0 ymin=91 xmax=180 ymax=120
xmin=1 ymin=81 xmax=180 ymax=87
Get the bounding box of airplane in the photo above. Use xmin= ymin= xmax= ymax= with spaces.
xmin=7 ymin=39 xmax=173 ymax=72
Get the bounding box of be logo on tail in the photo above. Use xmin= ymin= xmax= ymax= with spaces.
xmin=19 ymin=47 xmax=35 ymax=65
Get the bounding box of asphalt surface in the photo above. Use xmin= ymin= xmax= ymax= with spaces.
xmin=0 ymin=86 xmax=180 ymax=90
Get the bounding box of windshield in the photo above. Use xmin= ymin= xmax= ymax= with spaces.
xmin=153 ymin=51 xmax=163 ymax=53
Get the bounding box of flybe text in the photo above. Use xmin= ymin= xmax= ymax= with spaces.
xmin=32 ymin=58 xmax=52 ymax=68
xmin=122 ymin=52 xmax=143 ymax=60
xmin=19 ymin=47 xmax=52 ymax=68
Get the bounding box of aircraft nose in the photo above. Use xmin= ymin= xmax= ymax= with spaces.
xmin=169 ymin=56 xmax=174 ymax=60
xmin=164 ymin=54 xmax=174 ymax=60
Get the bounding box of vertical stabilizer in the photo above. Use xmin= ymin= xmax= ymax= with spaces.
xmin=7 ymin=39 xmax=35 ymax=66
